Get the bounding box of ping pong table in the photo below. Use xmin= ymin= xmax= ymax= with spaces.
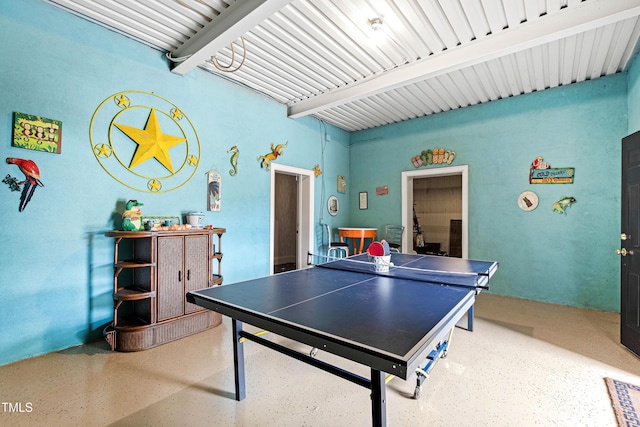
xmin=187 ymin=252 xmax=498 ymax=426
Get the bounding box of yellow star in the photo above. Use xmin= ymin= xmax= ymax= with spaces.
xmin=148 ymin=179 xmax=162 ymax=192
xmin=95 ymin=143 xmax=112 ymax=158
xmin=114 ymin=109 xmax=185 ymax=174
xmin=188 ymin=154 xmax=198 ymax=166
xmin=115 ymin=94 xmax=130 ymax=108
xmin=171 ymin=108 xmax=183 ymax=120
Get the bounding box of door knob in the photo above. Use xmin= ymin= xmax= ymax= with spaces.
xmin=616 ymin=248 xmax=634 ymax=256
xmin=621 ymin=233 xmax=629 ymax=240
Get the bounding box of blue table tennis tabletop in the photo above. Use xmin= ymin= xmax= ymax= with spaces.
xmin=187 ymin=252 xmax=498 ymax=426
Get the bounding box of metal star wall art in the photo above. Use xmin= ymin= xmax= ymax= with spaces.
xmin=89 ymin=90 xmax=201 ymax=193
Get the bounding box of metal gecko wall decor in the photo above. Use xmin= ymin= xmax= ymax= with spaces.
xmin=552 ymin=196 xmax=576 ymax=214
xmin=258 ymin=142 xmax=287 ymax=170
xmin=89 ymin=90 xmax=201 ymax=193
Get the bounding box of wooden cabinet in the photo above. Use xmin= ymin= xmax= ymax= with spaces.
xmin=104 ymin=228 xmax=226 ymax=352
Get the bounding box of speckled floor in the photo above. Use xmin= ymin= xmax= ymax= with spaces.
xmin=2 ymin=293 xmax=639 ymax=426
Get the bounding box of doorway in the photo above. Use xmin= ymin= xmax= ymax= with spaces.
xmin=274 ymin=173 xmax=298 ymax=272
xmin=270 ymin=164 xmax=314 ymax=275
xmin=401 ymin=166 xmax=468 ymax=257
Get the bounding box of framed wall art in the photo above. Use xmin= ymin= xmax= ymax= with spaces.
xmin=328 ymin=195 xmax=339 ymax=216
xmin=376 ymin=185 xmax=389 ymax=196
xmin=12 ymin=112 xmax=62 ymax=154
xmin=359 ymin=191 xmax=368 ymax=210
xmin=337 ymin=175 xmax=346 ymax=193
xmin=207 ymin=168 xmax=221 ymax=211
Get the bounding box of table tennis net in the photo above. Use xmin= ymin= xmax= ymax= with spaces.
xmin=309 ymin=254 xmax=489 ymax=289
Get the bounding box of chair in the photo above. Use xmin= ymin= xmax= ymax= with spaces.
xmin=384 ymin=225 xmax=405 ymax=253
xmin=323 ymin=223 xmax=349 ymax=258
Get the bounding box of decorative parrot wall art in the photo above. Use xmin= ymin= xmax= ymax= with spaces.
xmin=5 ymin=157 xmax=44 ymax=212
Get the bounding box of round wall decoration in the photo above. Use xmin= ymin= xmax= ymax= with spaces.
xmin=518 ymin=191 xmax=539 ymax=211
xmin=327 ymin=195 xmax=339 ymax=216
xmin=89 ymin=90 xmax=200 ymax=193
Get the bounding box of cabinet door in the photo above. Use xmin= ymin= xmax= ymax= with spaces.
xmin=184 ymin=234 xmax=210 ymax=314
xmin=157 ymin=236 xmax=185 ymax=321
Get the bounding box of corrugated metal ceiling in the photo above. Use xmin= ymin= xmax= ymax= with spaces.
xmin=46 ymin=0 xmax=640 ymax=132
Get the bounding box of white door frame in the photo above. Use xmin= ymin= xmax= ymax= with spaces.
xmin=401 ymin=165 xmax=469 ymax=258
xmin=270 ymin=164 xmax=314 ymax=274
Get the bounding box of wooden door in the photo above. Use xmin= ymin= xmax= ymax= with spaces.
xmin=274 ymin=172 xmax=298 ymax=272
xmin=621 ymin=130 xmax=640 ymax=357
xmin=157 ymin=236 xmax=185 ymax=321
xmin=184 ymin=234 xmax=210 ymax=314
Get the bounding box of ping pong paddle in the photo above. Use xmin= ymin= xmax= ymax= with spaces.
xmin=381 ymin=240 xmax=390 ymax=255
xmin=367 ymin=241 xmax=385 ymax=256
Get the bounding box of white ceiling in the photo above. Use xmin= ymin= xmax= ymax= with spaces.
xmin=46 ymin=0 xmax=640 ymax=132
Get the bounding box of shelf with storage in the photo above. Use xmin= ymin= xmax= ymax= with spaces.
xmin=211 ymin=230 xmax=224 ymax=285
xmin=104 ymin=228 xmax=226 ymax=351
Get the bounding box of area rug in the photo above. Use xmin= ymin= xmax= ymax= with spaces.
xmin=605 ymin=377 xmax=640 ymax=426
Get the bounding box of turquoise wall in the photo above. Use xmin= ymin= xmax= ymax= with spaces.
xmin=1 ymin=0 xmax=637 ymax=366
xmin=0 ymin=0 xmax=349 ymax=366
xmin=350 ymin=76 xmax=628 ymax=312
xmin=629 ymin=51 xmax=640 ymax=133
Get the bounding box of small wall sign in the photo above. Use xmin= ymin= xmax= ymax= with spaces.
xmin=337 ymin=175 xmax=346 ymax=193
xmin=359 ymin=191 xmax=368 ymax=210
xmin=530 ymin=168 xmax=575 ymax=184
xmin=207 ymin=169 xmax=221 ymax=211
xmin=376 ymin=185 xmax=388 ymax=196
xmin=529 ymin=156 xmax=574 ymax=184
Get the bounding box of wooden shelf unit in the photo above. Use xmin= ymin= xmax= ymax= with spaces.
xmin=104 ymin=228 xmax=226 ymax=351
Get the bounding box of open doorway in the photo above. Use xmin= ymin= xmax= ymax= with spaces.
xmin=401 ymin=166 xmax=468 ymax=258
xmin=274 ymin=173 xmax=298 ymax=272
xmin=270 ymin=164 xmax=314 ymax=275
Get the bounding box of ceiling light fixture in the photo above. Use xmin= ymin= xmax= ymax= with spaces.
xmin=369 ymin=17 xmax=383 ymax=31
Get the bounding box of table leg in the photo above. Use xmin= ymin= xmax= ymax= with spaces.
xmin=370 ymin=369 xmax=386 ymax=427
xmin=358 ymin=238 xmax=365 ymax=255
xmin=467 ymin=305 xmax=474 ymax=332
xmin=232 ymin=319 xmax=246 ymax=400
xmin=339 ymin=232 xmax=376 ymax=254
xmin=340 ymin=237 xmax=367 ymax=255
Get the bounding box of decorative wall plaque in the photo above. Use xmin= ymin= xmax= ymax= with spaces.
xmin=89 ymin=90 xmax=200 ymax=193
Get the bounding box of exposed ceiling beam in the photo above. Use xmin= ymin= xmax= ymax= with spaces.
xmin=288 ymin=0 xmax=640 ymax=119
xmin=170 ymin=0 xmax=292 ymax=75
